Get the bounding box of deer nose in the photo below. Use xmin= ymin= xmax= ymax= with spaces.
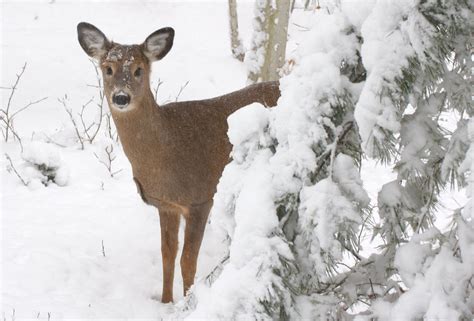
xmin=112 ymin=92 xmax=131 ymax=107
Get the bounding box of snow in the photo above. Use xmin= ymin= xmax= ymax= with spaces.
xmin=333 ymin=153 xmax=370 ymax=206
xmin=378 ymin=180 xmax=405 ymax=208
xmin=21 ymin=141 xmax=63 ymax=170
xmin=460 ymin=118 xmax=474 ymax=221
xmin=340 ymin=0 xmax=376 ymax=30
xmin=394 ymin=242 xmax=431 ymax=287
xmin=383 ymin=244 xmax=471 ymax=321
xmin=299 ymin=179 xmax=362 ymax=266
xmin=1 ymin=0 xmax=470 ymax=319
xmin=1 ymin=2 xmax=257 ymax=319
xmin=355 ymin=0 xmax=426 ymax=156
xmin=227 ymin=102 xmax=270 ymax=163
xmin=18 ymin=142 xmax=70 ymax=187
xmin=187 ymin=8 xmax=375 ymax=318
xmin=184 ymin=149 xmax=294 ymax=319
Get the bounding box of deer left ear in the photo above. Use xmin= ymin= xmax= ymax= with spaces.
xmin=142 ymin=27 xmax=174 ymax=62
xmin=77 ymin=22 xmax=111 ymax=60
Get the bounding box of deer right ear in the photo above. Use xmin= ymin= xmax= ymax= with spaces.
xmin=77 ymin=22 xmax=110 ymax=60
xmin=143 ymin=27 xmax=175 ymax=62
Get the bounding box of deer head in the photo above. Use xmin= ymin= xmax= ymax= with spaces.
xmin=77 ymin=22 xmax=174 ymax=111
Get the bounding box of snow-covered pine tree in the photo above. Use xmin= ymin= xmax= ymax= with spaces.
xmin=246 ymin=0 xmax=291 ymax=83
xmin=352 ymin=0 xmax=473 ymax=319
xmin=180 ymin=0 xmax=472 ymax=320
xmin=181 ymin=7 xmax=369 ymax=320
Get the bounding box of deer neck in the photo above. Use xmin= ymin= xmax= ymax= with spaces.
xmin=109 ymin=89 xmax=162 ymax=167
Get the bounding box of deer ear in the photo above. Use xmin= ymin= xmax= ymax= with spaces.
xmin=143 ymin=27 xmax=174 ymax=62
xmin=77 ymin=22 xmax=110 ymax=60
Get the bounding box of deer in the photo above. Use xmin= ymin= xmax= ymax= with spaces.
xmin=77 ymin=22 xmax=281 ymax=303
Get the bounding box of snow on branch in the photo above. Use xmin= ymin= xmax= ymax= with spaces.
xmin=178 ymin=0 xmax=472 ymax=319
xmin=180 ymin=10 xmax=370 ymax=319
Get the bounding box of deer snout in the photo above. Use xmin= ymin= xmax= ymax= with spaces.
xmin=112 ymin=91 xmax=131 ymax=108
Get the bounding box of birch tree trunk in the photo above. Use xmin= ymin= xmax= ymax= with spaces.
xmin=228 ymin=0 xmax=245 ymax=61
xmin=246 ymin=0 xmax=291 ymax=83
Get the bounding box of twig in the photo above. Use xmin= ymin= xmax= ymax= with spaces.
xmin=292 ymin=22 xmax=310 ymax=31
xmin=9 ymin=97 xmax=48 ymax=120
xmin=59 ymin=95 xmax=84 ymax=150
xmin=368 ymin=278 xmax=377 ymax=299
xmin=87 ymin=59 xmax=106 ymax=143
xmin=313 ymin=121 xmax=354 ymax=180
xmin=42 ymin=133 xmax=68 ymax=148
xmin=6 ymin=63 xmax=27 ymax=120
xmin=1 ymin=62 xmax=47 ymax=146
xmin=5 ymin=153 xmax=27 ymax=186
xmin=102 ymin=240 xmax=106 ymax=257
xmin=104 ymin=113 xmax=117 ymax=141
xmin=94 ymin=144 xmax=122 ymax=177
xmin=0 ymin=114 xmax=24 ymax=151
xmin=78 ymin=97 xmax=94 ymax=141
xmin=3 ymin=63 xmax=26 ymax=142
xmin=175 ymin=80 xmax=189 ymax=102
xmin=153 ymin=78 xmax=164 ymax=101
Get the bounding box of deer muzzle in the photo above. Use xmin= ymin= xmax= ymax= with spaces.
xmin=112 ymin=91 xmax=131 ymax=108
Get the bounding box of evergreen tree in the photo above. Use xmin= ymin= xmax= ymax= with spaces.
xmin=180 ymin=0 xmax=472 ymax=319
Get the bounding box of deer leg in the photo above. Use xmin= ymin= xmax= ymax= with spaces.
xmin=158 ymin=206 xmax=180 ymax=303
xmin=181 ymin=200 xmax=212 ymax=296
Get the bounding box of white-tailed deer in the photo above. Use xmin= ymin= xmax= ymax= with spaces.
xmin=77 ymin=22 xmax=280 ymax=303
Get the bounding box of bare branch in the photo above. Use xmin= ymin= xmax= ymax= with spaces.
xmin=0 ymin=115 xmax=24 ymax=151
xmin=6 ymin=62 xmax=27 ymax=117
xmin=292 ymin=22 xmax=310 ymax=31
xmin=42 ymin=134 xmax=68 ymax=148
xmin=153 ymin=78 xmax=164 ymax=102
xmin=10 ymin=96 xmax=48 ymax=120
xmin=2 ymin=63 xmax=26 ymax=142
xmin=87 ymin=59 xmax=105 ymax=143
xmin=59 ymin=96 xmax=84 ymax=150
xmin=94 ymin=144 xmax=122 ymax=177
xmin=1 ymin=63 xmax=47 ymax=146
xmin=175 ymin=80 xmax=190 ymax=102
xmin=78 ymin=97 xmax=94 ymax=141
xmin=103 ymin=113 xmax=118 ymax=142
xmin=313 ymin=121 xmax=354 ymax=181
xmin=5 ymin=153 xmax=27 ymax=186
xmin=101 ymin=240 xmax=106 ymax=257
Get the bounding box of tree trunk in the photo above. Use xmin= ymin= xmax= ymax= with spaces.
xmin=247 ymin=0 xmax=291 ymax=83
xmin=228 ymin=0 xmax=245 ymax=62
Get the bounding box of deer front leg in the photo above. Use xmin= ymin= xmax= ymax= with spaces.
xmin=158 ymin=206 xmax=180 ymax=303
xmin=181 ymin=200 xmax=212 ymax=296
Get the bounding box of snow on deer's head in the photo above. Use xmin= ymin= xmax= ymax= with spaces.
xmin=77 ymin=22 xmax=174 ymax=111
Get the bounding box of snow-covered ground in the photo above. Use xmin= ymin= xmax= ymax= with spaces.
xmin=1 ymin=1 xmax=466 ymax=320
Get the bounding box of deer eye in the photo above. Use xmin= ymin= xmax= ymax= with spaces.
xmin=106 ymin=67 xmax=113 ymax=75
xmin=134 ymin=67 xmax=142 ymax=77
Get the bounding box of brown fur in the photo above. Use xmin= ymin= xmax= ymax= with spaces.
xmin=77 ymin=22 xmax=281 ymax=303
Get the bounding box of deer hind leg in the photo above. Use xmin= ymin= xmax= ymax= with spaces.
xmin=158 ymin=205 xmax=181 ymax=303
xmin=181 ymin=200 xmax=212 ymax=296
